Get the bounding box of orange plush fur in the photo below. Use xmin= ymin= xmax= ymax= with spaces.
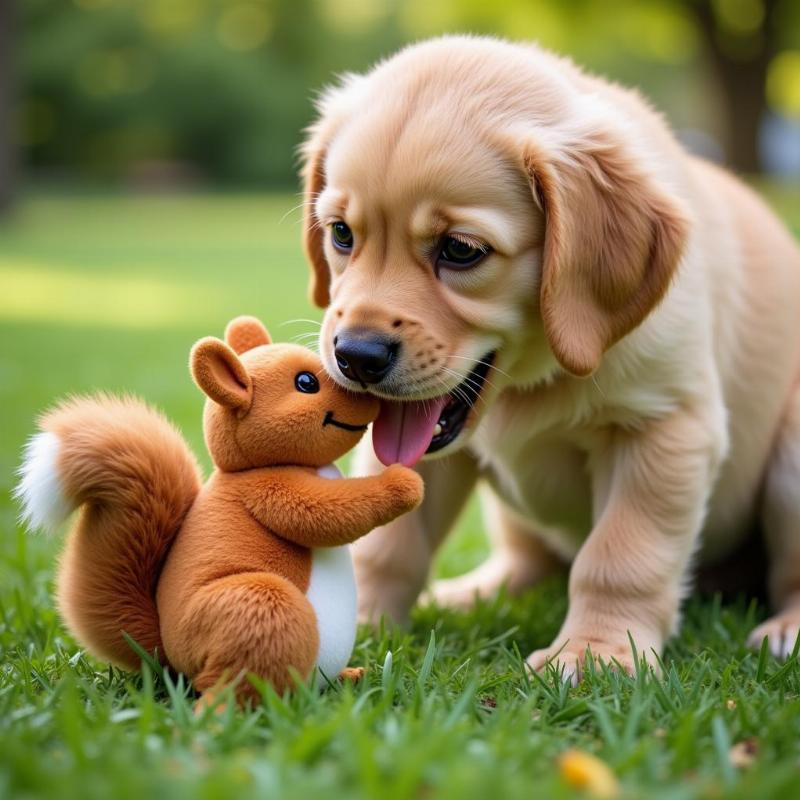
xmin=19 ymin=316 xmax=423 ymax=703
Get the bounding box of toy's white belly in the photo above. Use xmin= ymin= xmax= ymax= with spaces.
xmin=306 ymin=545 xmax=357 ymax=683
xmin=306 ymin=463 xmax=357 ymax=683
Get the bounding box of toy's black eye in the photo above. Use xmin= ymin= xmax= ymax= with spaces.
xmin=331 ymin=221 xmax=354 ymax=252
xmin=295 ymin=371 xmax=320 ymax=394
xmin=436 ymin=235 xmax=490 ymax=271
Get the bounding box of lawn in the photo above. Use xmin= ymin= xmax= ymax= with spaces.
xmin=1 ymin=187 xmax=800 ymax=800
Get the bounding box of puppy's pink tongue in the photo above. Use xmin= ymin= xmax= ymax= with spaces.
xmin=372 ymin=396 xmax=448 ymax=467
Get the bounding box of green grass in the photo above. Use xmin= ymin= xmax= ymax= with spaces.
xmin=2 ymin=188 xmax=800 ymax=800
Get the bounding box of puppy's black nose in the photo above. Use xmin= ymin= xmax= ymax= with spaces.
xmin=334 ymin=331 xmax=399 ymax=385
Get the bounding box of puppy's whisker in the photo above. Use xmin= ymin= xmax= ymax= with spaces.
xmin=455 ymin=371 xmax=499 ymax=395
xmin=438 ymin=369 xmax=475 ymax=409
xmin=412 ymin=368 xmax=471 ymax=406
xmin=445 ymin=368 xmax=510 ymax=391
xmin=291 ymin=332 xmax=321 ymax=340
xmin=290 ymin=331 xmax=323 ymax=341
xmin=280 ymin=319 xmax=323 ymax=328
xmin=289 ymin=329 xmax=323 ymax=345
xmin=438 ymin=364 xmax=502 ymax=400
xmin=291 ymin=337 xmax=322 ymax=349
xmin=439 ymin=367 xmax=467 ymax=389
xmin=428 ymin=375 xmax=456 ymax=409
xmin=439 ymin=367 xmax=491 ymax=409
xmin=278 ymin=192 xmax=323 ymax=224
xmin=283 ymin=321 xmax=323 ymax=350
xmin=444 ymin=354 xmax=512 ymax=381
xmin=439 ymin=381 xmax=470 ymax=410
xmin=441 ymin=365 xmax=499 ymax=398
xmin=279 ymin=203 xmax=308 ymax=225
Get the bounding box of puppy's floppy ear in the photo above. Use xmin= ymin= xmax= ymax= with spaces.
xmin=523 ymin=125 xmax=690 ymax=376
xmin=190 ymin=337 xmax=253 ymax=413
xmin=300 ymin=74 xmax=368 ymax=309
xmin=301 ymin=123 xmax=331 ymax=309
xmin=224 ymin=315 xmax=271 ymax=354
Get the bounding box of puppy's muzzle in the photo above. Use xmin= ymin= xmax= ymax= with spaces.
xmin=334 ymin=329 xmax=399 ymax=386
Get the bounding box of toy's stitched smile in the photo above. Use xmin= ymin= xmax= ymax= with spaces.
xmin=323 ymin=411 xmax=369 ymax=432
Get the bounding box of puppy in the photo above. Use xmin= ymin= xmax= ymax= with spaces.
xmin=300 ymin=35 xmax=800 ymax=678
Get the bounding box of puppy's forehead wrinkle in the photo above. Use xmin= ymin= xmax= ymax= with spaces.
xmin=329 ymin=133 xmax=528 ymax=238
xmin=320 ymin=36 xmax=590 ymax=197
xmin=316 ymin=188 xmax=350 ymax=221
xmin=328 ymin=78 xmax=527 ymax=207
xmin=366 ymin=36 xmax=573 ymax=121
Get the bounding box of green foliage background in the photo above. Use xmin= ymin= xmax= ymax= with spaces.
xmin=16 ymin=0 xmax=800 ymax=184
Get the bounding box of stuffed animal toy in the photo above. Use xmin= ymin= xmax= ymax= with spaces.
xmin=15 ymin=316 xmax=423 ymax=704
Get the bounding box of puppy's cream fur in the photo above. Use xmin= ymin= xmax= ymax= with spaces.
xmin=302 ymin=36 xmax=800 ymax=675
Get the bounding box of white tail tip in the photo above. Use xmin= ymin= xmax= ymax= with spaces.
xmin=14 ymin=431 xmax=71 ymax=534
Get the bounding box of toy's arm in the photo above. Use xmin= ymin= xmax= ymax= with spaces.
xmin=244 ymin=465 xmax=424 ymax=547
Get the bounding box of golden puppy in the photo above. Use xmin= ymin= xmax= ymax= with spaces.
xmin=300 ymin=35 xmax=800 ymax=679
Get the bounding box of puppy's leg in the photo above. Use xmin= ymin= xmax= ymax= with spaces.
xmin=427 ymin=487 xmax=566 ymax=609
xmin=351 ymin=441 xmax=479 ymax=625
xmin=528 ymin=408 xmax=723 ymax=682
xmin=749 ymin=380 xmax=800 ymax=658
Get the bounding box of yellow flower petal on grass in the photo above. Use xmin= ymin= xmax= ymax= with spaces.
xmin=559 ymin=749 xmax=620 ymax=799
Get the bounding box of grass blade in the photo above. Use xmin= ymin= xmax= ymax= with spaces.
xmin=417 ymin=631 xmax=436 ymax=689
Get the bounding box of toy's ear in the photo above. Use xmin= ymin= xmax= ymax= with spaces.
xmin=190 ymin=337 xmax=253 ymax=413
xmin=224 ymin=315 xmax=271 ymax=355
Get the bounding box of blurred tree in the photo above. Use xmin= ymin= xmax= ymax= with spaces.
xmin=691 ymin=0 xmax=781 ymax=172
xmin=13 ymin=0 xmax=800 ymax=183
xmin=0 ymin=0 xmax=13 ymax=211
xmin=17 ymin=0 xmax=406 ymax=186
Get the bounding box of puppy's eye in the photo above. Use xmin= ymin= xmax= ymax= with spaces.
xmin=437 ymin=236 xmax=490 ymax=270
xmin=331 ymin=221 xmax=354 ymax=252
xmin=295 ymin=371 xmax=320 ymax=393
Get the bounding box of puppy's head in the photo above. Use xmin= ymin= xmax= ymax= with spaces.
xmin=302 ymin=37 xmax=689 ymax=466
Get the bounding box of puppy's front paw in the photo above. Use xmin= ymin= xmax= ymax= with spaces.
xmin=527 ymin=633 xmax=656 ymax=685
xmin=424 ymin=579 xmax=486 ymax=611
xmin=747 ymin=609 xmax=800 ymax=659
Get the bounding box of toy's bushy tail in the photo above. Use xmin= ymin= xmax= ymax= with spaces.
xmin=15 ymin=394 xmax=202 ymax=670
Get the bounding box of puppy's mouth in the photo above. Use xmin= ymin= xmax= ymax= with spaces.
xmin=372 ymin=352 xmax=495 ymax=467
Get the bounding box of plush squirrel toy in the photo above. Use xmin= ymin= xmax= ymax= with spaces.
xmin=16 ymin=316 xmax=423 ymax=704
